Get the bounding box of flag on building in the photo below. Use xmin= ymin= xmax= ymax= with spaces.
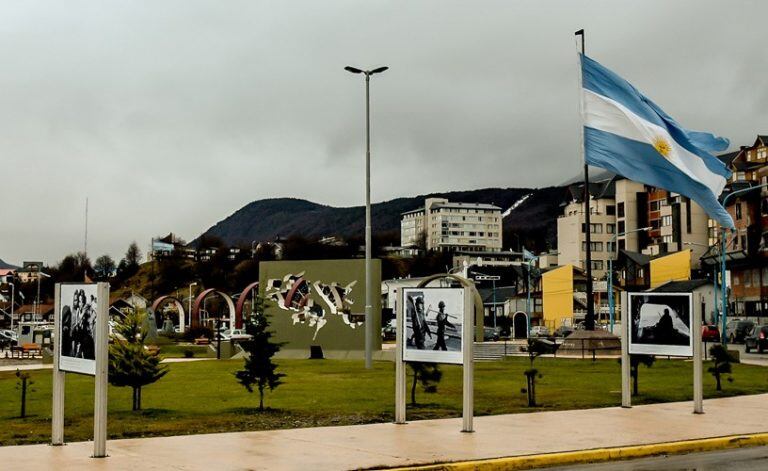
xmin=580 ymin=54 xmax=734 ymax=228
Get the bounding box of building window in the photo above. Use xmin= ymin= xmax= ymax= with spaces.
xmin=606 ymin=205 xmax=616 ymax=216
xmin=662 ymin=215 xmax=672 ymax=226
xmin=591 ymin=260 xmax=604 ymax=270
xmin=618 ymin=202 xmax=625 ymax=218
xmin=736 ymin=202 xmax=742 ymax=220
xmin=591 ymin=223 xmax=603 ymax=234
xmin=583 ymin=242 xmax=603 ymax=252
xmin=607 ymin=224 xmax=615 ymax=234
xmin=733 ymin=274 xmax=740 ymax=286
xmin=618 ymin=221 xmax=625 ymax=233
xmin=618 ymin=239 xmax=626 ymax=251
xmin=745 ymin=271 xmax=751 ymax=287
xmin=607 ymin=241 xmax=616 ymax=253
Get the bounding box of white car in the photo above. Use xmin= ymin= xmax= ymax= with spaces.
xmin=216 ymin=329 xmax=253 ymax=341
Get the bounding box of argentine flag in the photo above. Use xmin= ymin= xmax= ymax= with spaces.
xmin=580 ymin=54 xmax=734 ymax=228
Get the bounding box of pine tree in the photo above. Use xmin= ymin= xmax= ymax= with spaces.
xmin=108 ymin=309 xmax=168 ymax=411
xmin=235 ymin=312 xmax=285 ymax=411
xmin=708 ymin=344 xmax=735 ymax=391
xmin=409 ymin=362 xmax=442 ymax=406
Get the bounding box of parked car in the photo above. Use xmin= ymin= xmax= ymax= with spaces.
xmin=483 ymin=326 xmax=500 ymax=342
xmin=725 ymin=320 xmax=754 ymax=344
xmin=381 ymin=319 xmax=396 ymax=341
xmin=701 ymin=324 xmax=720 ymax=343
xmin=0 ymin=330 xmax=17 ymax=348
xmin=530 ymin=326 xmax=550 ymax=338
xmin=216 ymin=329 xmax=252 ymax=342
xmin=554 ymin=326 xmax=574 ymax=338
xmin=745 ymin=325 xmax=768 ymax=353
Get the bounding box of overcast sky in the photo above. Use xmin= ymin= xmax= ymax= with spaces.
xmin=1 ymin=1 xmax=765 ymax=265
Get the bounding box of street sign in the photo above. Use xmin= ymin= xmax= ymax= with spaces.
xmin=474 ymin=275 xmax=500 ymax=281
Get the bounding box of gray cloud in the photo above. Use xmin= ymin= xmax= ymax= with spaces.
xmin=1 ymin=0 xmax=765 ymax=265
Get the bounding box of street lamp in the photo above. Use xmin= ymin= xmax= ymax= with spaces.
xmin=608 ymin=227 xmax=651 ymax=334
xmin=684 ymin=241 xmax=719 ymax=325
xmin=8 ymin=282 xmax=15 ymax=331
xmin=720 ymin=184 xmax=768 ymax=344
xmin=345 ymin=64 xmax=388 ymax=369
xmin=525 ymin=251 xmax=559 ymax=336
xmin=188 ymin=282 xmax=198 ymax=329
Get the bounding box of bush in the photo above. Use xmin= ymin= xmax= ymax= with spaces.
xmin=183 ymin=349 xmax=195 ymax=358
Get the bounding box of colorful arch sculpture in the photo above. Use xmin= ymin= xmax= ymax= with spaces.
xmin=191 ymin=289 xmax=236 ymax=329
xmin=234 ymin=282 xmax=259 ymax=329
xmin=150 ymin=295 xmax=186 ymax=331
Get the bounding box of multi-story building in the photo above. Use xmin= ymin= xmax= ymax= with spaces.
xmin=556 ymin=179 xmax=616 ymax=280
xmin=717 ymin=135 xmax=768 ymax=317
xmin=400 ymin=198 xmax=503 ymax=252
xmin=558 ymin=175 xmax=710 ymax=284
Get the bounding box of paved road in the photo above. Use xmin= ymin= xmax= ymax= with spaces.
xmin=545 ymin=446 xmax=768 ymax=470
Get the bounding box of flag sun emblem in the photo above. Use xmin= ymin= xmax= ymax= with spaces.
xmin=652 ymin=136 xmax=672 ymax=158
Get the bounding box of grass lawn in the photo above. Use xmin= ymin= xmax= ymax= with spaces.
xmin=1 ymin=357 xmax=767 ymax=446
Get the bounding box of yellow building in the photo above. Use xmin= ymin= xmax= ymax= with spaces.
xmin=542 ymin=265 xmax=577 ymax=330
xmin=649 ymin=250 xmax=691 ymax=288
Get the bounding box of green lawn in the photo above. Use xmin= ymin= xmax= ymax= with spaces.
xmin=1 ymin=357 xmax=767 ymax=446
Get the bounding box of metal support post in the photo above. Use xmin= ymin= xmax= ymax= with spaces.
xmin=620 ymin=291 xmax=631 ymax=408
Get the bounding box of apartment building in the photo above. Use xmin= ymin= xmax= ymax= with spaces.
xmin=718 ymin=135 xmax=768 ymax=317
xmin=400 ymin=198 xmax=503 ymax=252
xmin=556 ymin=179 xmax=617 ymax=280
xmin=557 ymin=176 xmax=710 ymax=282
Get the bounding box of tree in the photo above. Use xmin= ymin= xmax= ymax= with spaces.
xmin=94 ymin=255 xmax=116 ymax=280
xmin=125 ymin=242 xmax=142 ymax=268
xmin=235 ymin=311 xmax=285 ymax=411
xmin=15 ymin=369 xmax=34 ymax=418
xmin=108 ymin=309 xmax=168 ymax=411
xmin=408 ymin=363 xmax=442 ymax=406
xmin=708 ymin=344 xmax=735 ymax=391
xmin=54 ymin=252 xmax=93 ymax=283
xmin=622 ymin=354 xmax=655 ymax=397
xmin=521 ymin=338 xmax=548 ymax=407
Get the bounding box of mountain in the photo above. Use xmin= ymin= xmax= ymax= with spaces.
xmin=0 ymin=258 xmax=19 ymax=270
xmin=195 ymin=186 xmax=571 ymax=251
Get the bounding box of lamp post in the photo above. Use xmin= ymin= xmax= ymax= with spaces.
xmin=188 ymin=282 xmax=197 ymax=329
xmin=608 ymin=227 xmax=651 ymax=334
xmin=9 ymin=282 xmax=15 ymax=331
xmin=684 ymin=241 xmax=719 ymax=325
xmin=720 ymin=184 xmax=768 ymax=344
xmin=525 ymin=251 xmax=559 ymax=336
xmin=345 ymin=64 xmax=388 ymax=370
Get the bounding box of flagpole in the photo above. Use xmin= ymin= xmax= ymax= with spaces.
xmin=575 ymin=28 xmax=595 ymax=330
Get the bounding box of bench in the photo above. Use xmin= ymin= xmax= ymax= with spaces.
xmin=145 ymin=345 xmax=160 ymax=356
xmin=194 ymin=337 xmax=210 ymax=346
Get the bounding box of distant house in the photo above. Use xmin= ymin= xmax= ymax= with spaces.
xmin=648 ymin=279 xmax=718 ymax=324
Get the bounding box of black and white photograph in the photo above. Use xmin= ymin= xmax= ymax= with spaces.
xmin=402 ymin=287 xmax=464 ymax=364
xmin=628 ymin=292 xmax=693 ymax=357
xmin=58 ymin=283 xmax=99 ymax=375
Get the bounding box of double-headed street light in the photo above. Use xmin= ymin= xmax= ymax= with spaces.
xmin=720 ymin=184 xmax=768 ymax=344
xmin=684 ymin=241 xmax=719 ymax=325
xmin=608 ymin=227 xmax=651 ymax=334
xmin=345 ymin=65 xmax=388 ymax=369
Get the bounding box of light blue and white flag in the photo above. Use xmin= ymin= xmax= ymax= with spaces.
xmin=522 ymin=247 xmax=537 ymax=262
xmin=580 ymin=54 xmax=734 ymax=228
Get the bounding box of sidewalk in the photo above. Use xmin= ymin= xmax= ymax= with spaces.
xmin=1 ymin=394 xmax=767 ymax=470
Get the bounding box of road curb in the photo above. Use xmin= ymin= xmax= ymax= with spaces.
xmin=381 ymin=432 xmax=768 ymax=470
